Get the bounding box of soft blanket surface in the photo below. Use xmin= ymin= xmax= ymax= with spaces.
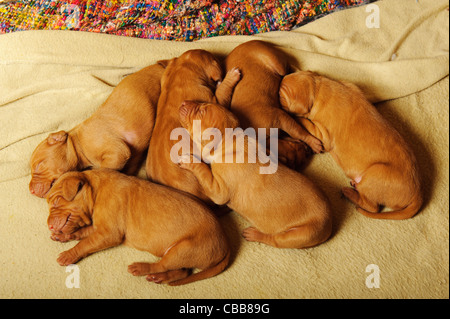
xmin=0 ymin=0 xmax=448 ymax=298
xmin=0 ymin=0 xmax=369 ymax=40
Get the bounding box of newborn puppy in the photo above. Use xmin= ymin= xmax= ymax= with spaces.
xmin=178 ymin=101 xmax=332 ymax=249
xmin=225 ymin=40 xmax=322 ymax=167
xmin=29 ymin=63 xmax=165 ymax=197
xmin=279 ymin=71 xmax=422 ymax=220
xmin=46 ymin=169 xmax=230 ymax=286
xmin=146 ymin=49 xmax=240 ymax=204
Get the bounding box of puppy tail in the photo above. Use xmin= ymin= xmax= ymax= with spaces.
xmin=168 ymin=249 xmax=230 ymax=286
xmin=357 ymin=192 xmax=423 ymax=220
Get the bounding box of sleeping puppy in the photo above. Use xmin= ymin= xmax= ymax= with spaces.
xmin=29 ymin=63 xmax=165 ymax=198
xmin=224 ymin=40 xmax=323 ymax=168
xmin=146 ymin=49 xmax=240 ymax=204
xmin=178 ymin=100 xmax=332 ymax=249
xmin=46 ymin=168 xmax=230 ymax=286
xmin=279 ymin=71 xmax=422 ymax=220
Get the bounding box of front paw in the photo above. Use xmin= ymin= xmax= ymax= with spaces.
xmin=50 ymin=233 xmax=74 ymax=243
xmin=177 ymin=154 xmax=197 ymax=170
xmin=226 ymin=67 xmax=241 ymax=84
xmin=306 ymin=136 xmax=324 ymax=154
xmin=128 ymin=262 xmax=151 ymax=276
xmin=57 ymin=249 xmax=80 ymax=266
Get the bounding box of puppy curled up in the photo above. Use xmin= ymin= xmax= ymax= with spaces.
xmin=178 ymin=100 xmax=332 ymax=249
xmin=224 ymin=40 xmax=321 ymax=168
xmin=279 ymin=71 xmax=422 ymax=220
xmin=46 ymin=168 xmax=230 ymax=286
xmin=146 ymin=49 xmax=241 ymax=205
xmin=29 ymin=63 xmax=165 ymax=198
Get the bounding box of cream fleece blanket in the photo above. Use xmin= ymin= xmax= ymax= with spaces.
xmin=0 ymin=0 xmax=448 ymax=299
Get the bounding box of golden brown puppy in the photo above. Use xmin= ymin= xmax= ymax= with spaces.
xmin=225 ymin=40 xmax=322 ymax=168
xmin=46 ymin=168 xmax=230 ymax=286
xmin=279 ymin=71 xmax=422 ymax=220
xmin=146 ymin=49 xmax=240 ymax=204
xmin=29 ymin=63 xmax=165 ymax=198
xmin=177 ymin=101 xmax=332 ymax=249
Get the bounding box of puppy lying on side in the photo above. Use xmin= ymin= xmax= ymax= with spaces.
xmin=146 ymin=49 xmax=240 ymax=204
xmin=46 ymin=169 xmax=230 ymax=286
xmin=225 ymin=40 xmax=323 ymax=168
xmin=29 ymin=64 xmax=165 ymax=198
xmin=279 ymin=71 xmax=422 ymax=220
xmin=178 ymin=101 xmax=332 ymax=249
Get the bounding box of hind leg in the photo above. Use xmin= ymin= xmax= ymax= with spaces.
xmin=342 ymin=187 xmax=381 ymax=213
xmin=146 ymin=269 xmax=191 ymax=284
xmin=243 ymin=224 xmax=330 ymax=249
xmin=128 ymin=261 xmax=166 ymax=276
xmin=341 ymin=163 xmax=396 ymax=213
xmin=127 ymin=240 xmax=197 ymax=283
xmin=128 ymin=262 xmax=190 ymax=285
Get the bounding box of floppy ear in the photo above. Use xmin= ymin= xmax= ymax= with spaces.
xmin=47 ymin=131 xmax=68 ymax=145
xmin=157 ymin=58 xmax=173 ymax=68
xmin=206 ymin=59 xmax=223 ymax=83
xmin=265 ymin=54 xmax=288 ymax=77
xmin=61 ymin=174 xmax=86 ymax=202
xmin=280 ymin=73 xmax=316 ymax=115
xmin=296 ymin=73 xmax=316 ymax=112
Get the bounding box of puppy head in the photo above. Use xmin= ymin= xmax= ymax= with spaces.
xmin=179 ymin=100 xmax=239 ymax=145
xmin=46 ymin=172 xmax=92 ymax=235
xmin=279 ymin=71 xmax=316 ymax=116
xmin=29 ymin=131 xmax=79 ymax=198
xmin=180 ymin=49 xmax=223 ymax=84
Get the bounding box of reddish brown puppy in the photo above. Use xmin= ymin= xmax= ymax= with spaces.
xmin=279 ymin=71 xmax=422 ymax=220
xmin=29 ymin=64 xmax=165 ymax=197
xmin=46 ymin=169 xmax=230 ymax=286
xmin=225 ymin=40 xmax=322 ymax=168
xmin=146 ymin=49 xmax=240 ymax=204
xmin=178 ymin=101 xmax=332 ymax=249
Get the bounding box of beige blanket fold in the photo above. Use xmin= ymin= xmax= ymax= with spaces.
xmin=0 ymin=0 xmax=448 ymax=298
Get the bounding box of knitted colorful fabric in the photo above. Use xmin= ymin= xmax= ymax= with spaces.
xmin=0 ymin=0 xmax=371 ymax=41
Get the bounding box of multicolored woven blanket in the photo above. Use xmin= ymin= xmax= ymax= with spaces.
xmin=0 ymin=0 xmax=370 ymax=41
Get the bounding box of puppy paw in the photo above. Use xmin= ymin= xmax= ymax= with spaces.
xmin=227 ymin=67 xmax=241 ymax=83
xmin=50 ymin=233 xmax=74 ymax=243
xmin=242 ymin=227 xmax=265 ymax=243
xmin=178 ymin=153 xmax=193 ymax=163
xmin=177 ymin=154 xmax=202 ymax=170
xmin=306 ymin=136 xmax=324 ymax=154
xmin=146 ymin=273 xmax=168 ymax=284
xmin=177 ymin=154 xmax=193 ymax=169
xmin=128 ymin=262 xmax=151 ymax=276
xmin=217 ymin=67 xmax=241 ymax=90
xmin=57 ymin=249 xmax=80 ymax=266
